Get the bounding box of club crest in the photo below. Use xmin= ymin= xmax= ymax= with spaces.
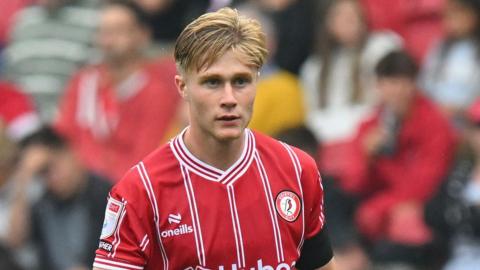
xmin=275 ymin=190 xmax=301 ymax=222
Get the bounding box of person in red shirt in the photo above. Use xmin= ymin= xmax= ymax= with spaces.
xmin=55 ymin=0 xmax=180 ymax=182
xmin=341 ymin=51 xmax=457 ymax=267
xmin=93 ymin=7 xmax=335 ymax=270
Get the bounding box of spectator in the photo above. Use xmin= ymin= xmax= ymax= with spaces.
xmin=425 ymin=98 xmax=480 ymax=270
xmin=3 ymin=0 xmax=100 ymax=119
xmin=420 ymin=0 xmax=480 ymax=129
xmin=276 ymin=126 xmax=371 ymax=270
xmin=236 ymin=3 xmax=306 ymax=136
xmin=8 ymin=127 xmax=111 ymax=270
xmin=258 ymin=0 xmax=317 ymax=74
xmin=343 ymin=51 xmax=457 ymax=269
xmin=55 ymin=0 xmax=180 ymax=181
xmin=361 ymin=0 xmax=444 ymax=63
xmin=0 ymin=81 xmax=41 ymax=142
xmin=134 ymin=0 xmax=209 ymax=53
xmin=300 ymin=0 xmax=402 ymax=144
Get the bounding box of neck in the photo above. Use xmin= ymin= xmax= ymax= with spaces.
xmin=183 ymin=127 xmax=245 ymax=171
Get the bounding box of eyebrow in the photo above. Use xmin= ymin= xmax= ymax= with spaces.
xmin=198 ymin=72 xmax=254 ymax=81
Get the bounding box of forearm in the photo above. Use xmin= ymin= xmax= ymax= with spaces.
xmin=6 ymin=177 xmax=32 ymax=248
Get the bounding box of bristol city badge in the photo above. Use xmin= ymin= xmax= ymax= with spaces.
xmin=275 ymin=190 xmax=301 ymax=222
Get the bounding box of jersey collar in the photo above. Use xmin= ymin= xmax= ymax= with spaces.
xmin=170 ymin=127 xmax=256 ymax=185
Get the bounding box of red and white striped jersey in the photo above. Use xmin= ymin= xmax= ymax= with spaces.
xmin=94 ymin=129 xmax=327 ymax=270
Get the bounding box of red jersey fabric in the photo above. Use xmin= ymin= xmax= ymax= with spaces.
xmin=94 ymin=129 xmax=326 ymax=270
xmin=55 ymin=59 xmax=180 ymax=182
xmin=0 ymin=81 xmax=40 ymax=140
xmin=342 ymin=93 xmax=457 ymax=240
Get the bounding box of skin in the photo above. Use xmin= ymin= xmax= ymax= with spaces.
xmin=175 ymin=50 xmax=258 ymax=170
xmin=327 ymin=0 xmax=365 ymax=48
xmin=363 ymin=76 xmax=416 ymax=156
xmin=444 ymin=0 xmax=478 ymax=39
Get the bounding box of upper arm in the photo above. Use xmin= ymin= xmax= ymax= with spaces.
xmin=93 ymin=166 xmax=155 ymax=270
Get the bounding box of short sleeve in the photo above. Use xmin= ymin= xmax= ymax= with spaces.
xmin=94 ymin=167 xmax=154 ymax=270
xmin=297 ymin=150 xmax=326 ymax=239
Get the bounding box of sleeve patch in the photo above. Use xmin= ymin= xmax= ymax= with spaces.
xmin=101 ymin=197 xmax=125 ymax=239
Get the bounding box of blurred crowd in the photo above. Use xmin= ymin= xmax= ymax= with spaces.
xmin=1 ymin=0 xmax=480 ymax=270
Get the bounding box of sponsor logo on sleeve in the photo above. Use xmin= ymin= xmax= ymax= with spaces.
xmin=275 ymin=190 xmax=301 ymax=222
xmin=100 ymin=197 xmax=124 ymax=239
xmin=98 ymin=240 xmax=113 ymax=252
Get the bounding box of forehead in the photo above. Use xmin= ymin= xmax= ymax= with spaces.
xmin=100 ymin=5 xmax=137 ymax=25
xmin=193 ymin=50 xmax=257 ymax=78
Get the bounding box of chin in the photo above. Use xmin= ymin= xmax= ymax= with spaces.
xmin=213 ymin=127 xmax=244 ymax=142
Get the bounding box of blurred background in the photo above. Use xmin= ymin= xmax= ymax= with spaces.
xmin=1 ymin=0 xmax=480 ymax=269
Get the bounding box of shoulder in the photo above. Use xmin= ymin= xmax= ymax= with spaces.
xmin=253 ymin=131 xmax=317 ymax=172
xmin=136 ymin=141 xmax=180 ymax=184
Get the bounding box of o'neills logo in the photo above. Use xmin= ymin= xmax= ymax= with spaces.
xmin=161 ymin=224 xmax=193 ymax=238
xmin=275 ymin=190 xmax=301 ymax=222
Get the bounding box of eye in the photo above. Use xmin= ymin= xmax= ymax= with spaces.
xmin=232 ymin=76 xmax=252 ymax=88
xmin=203 ymin=78 xmax=221 ymax=88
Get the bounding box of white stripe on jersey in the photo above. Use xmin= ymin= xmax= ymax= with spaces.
xmin=318 ymin=172 xmax=326 ymax=227
xmin=137 ymin=162 xmax=169 ymax=270
xmin=112 ymin=200 xmax=127 ymax=258
xmin=139 ymin=234 xmax=148 ymax=249
xmin=254 ymin=151 xmax=285 ymax=262
xmin=181 ymin=165 xmax=207 ymax=266
xmin=227 ymin=185 xmax=246 ymax=267
xmin=141 ymin=239 xmax=150 ymax=252
xmin=171 ymin=138 xmax=220 ymax=181
xmin=94 ymin=257 xmax=144 ymax=269
xmin=222 ymin=130 xmax=255 ymax=185
xmin=220 ymin=131 xmax=252 ymax=184
xmin=281 ymin=143 xmax=306 ymax=254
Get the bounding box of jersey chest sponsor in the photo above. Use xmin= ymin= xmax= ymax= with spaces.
xmin=185 ymin=259 xmax=293 ymax=270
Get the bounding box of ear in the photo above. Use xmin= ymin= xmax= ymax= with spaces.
xmin=175 ymin=74 xmax=188 ymax=100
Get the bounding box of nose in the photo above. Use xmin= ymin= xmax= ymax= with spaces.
xmin=220 ymin=83 xmax=237 ymax=109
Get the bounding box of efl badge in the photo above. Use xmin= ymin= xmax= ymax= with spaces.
xmin=275 ymin=190 xmax=301 ymax=222
xmin=100 ymin=197 xmax=124 ymax=239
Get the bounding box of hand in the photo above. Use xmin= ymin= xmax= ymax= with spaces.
xmin=15 ymin=145 xmax=51 ymax=183
xmin=387 ymin=202 xmax=432 ymax=245
xmin=362 ymin=127 xmax=388 ymax=157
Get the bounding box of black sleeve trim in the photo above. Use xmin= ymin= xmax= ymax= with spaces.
xmin=296 ymin=227 xmax=333 ymax=269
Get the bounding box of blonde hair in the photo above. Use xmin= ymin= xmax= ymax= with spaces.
xmin=174 ymin=7 xmax=268 ymax=74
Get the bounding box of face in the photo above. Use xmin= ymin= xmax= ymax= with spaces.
xmin=377 ymin=76 xmax=416 ymax=116
xmin=327 ymin=0 xmax=365 ymax=47
xmin=135 ymin=0 xmax=173 ymax=13
xmin=44 ymin=148 xmax=84 ymax=199
xmin=175 ymin=50 xmax=258 ymax=142
xmin=96 ymin=5 xmax=149 ymax=65
xmin=444 ymin=0 xmax=478 ymax=38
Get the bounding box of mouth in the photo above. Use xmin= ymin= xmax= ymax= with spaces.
xmin=216 ymin=115 xmax=241 ymax=125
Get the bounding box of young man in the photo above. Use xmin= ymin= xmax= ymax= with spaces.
xmin=93 ymin=7 xmax=334 ymax=270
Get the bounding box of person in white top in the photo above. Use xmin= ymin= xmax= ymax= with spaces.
xmin=300 ymin=0 xmax=402 ymax=143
